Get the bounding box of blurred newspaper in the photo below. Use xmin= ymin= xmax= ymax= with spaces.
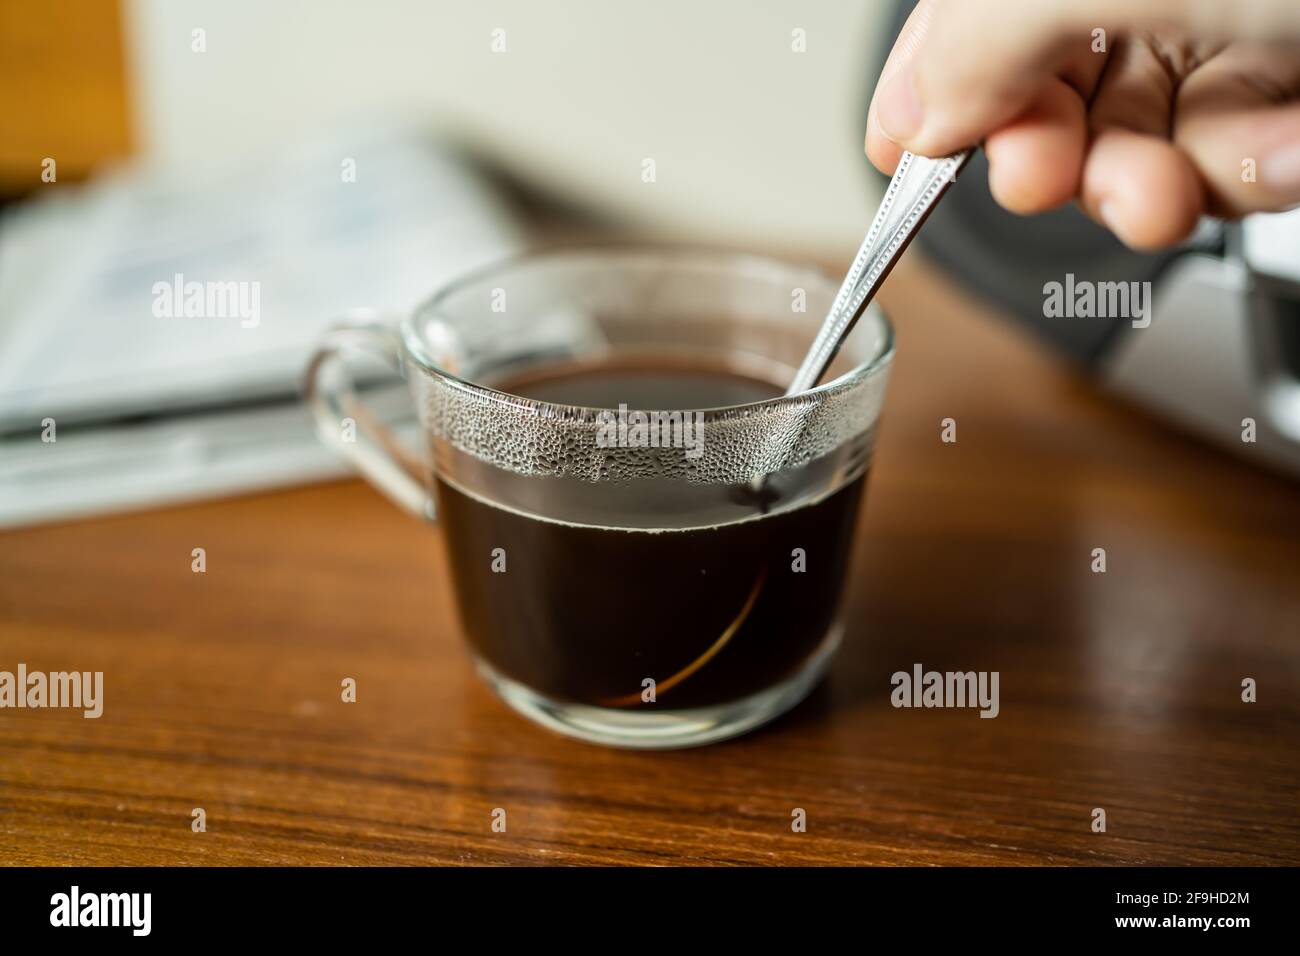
xmin=0 ymin=122 xmax=523 ymax=527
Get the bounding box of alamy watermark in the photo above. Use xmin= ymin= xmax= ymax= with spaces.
xmin=50 ymin=886 xmax=150 ymax=936
xmin=152 ymin=272 xmax=260 ymax=328
xmin=1043 ymin=273 xmax=1151 ymax=329
xmin=595 ymin=405 xmax=705 ymax=459
xmin=0 ymin=663 xmax=103 ymax=718
xmin=891 ymin=663 xmax=999 ymax=718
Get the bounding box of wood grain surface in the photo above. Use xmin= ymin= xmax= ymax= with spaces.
xmin=1 ymin=257 xmax=1297 ymax=866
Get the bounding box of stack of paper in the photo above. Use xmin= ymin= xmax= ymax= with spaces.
xmin=0 ymin=123 xmax=523 ymax=527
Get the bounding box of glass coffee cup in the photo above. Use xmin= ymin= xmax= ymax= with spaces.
xmin=305 ymin=247 xmax=893 ymax=748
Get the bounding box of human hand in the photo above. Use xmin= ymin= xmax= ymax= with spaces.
xmin=866 ymin=0 xmax=1300 ymax=249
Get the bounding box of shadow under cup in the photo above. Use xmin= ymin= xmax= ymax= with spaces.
xmin=307 ymin=248 xmax=894 ymax=749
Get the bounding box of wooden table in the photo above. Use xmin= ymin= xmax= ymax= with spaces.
xmin=1 ymin=256 xmax=1297 ymax=866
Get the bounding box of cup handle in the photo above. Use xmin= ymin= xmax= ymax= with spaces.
xmin=304 ymin=313 xmax=433 ymax=520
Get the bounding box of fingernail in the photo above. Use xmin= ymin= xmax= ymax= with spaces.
xmin=876 ymin=67 xmax=924 ymax=143
xmin=1260 ymin=142 xmax=1300 ymax=192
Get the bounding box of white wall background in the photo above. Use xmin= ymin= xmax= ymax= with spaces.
xmin=124 ymin=0 xmax=891 ymax=257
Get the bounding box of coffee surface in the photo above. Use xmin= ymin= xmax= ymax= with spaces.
xmin=435 ymin=359 xmax=867 ymax=710
xmin=500 ymin=358 xmax=780 ymax=408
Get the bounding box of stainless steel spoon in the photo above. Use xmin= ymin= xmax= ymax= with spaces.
xmin=786 ymin=148 xmax=973 ymax=395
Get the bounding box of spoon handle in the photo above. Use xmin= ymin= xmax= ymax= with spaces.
xmin=786 ymin=148 xmax=973 ymax=395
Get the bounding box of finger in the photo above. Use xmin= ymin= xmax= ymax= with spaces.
xmin=1080 ymin=129 xmax=1204 ymax=250
xmin=1079 ymin=31 xmax=1213 ymax=248
xmin=1089 ymin=30 xmax=1223 ymax=136
xmin=983 ymin=78 xmax=1088 ymax=214
xmin=1057 ymin=44 xmax=1113 ymax=104
xmin=866 ymin=0 xmax=939 ymax=174
xmin=867 ymin=3 xmax=1106 ymax=174
xmin=1173 ymin=41 xmax=1300 ymax=217
xmin=872 ymin=0 xmax=1107 ymax=157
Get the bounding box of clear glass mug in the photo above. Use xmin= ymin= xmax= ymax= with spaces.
xmin=305 ymin=247 xmax=893 ymax=748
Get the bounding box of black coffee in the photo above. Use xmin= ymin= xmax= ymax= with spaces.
xmin=435 ymin=359 xmax=868 ymax=711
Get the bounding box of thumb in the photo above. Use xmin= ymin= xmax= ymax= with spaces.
xmin=871 ymin=0 xmax=1085 ymax=158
